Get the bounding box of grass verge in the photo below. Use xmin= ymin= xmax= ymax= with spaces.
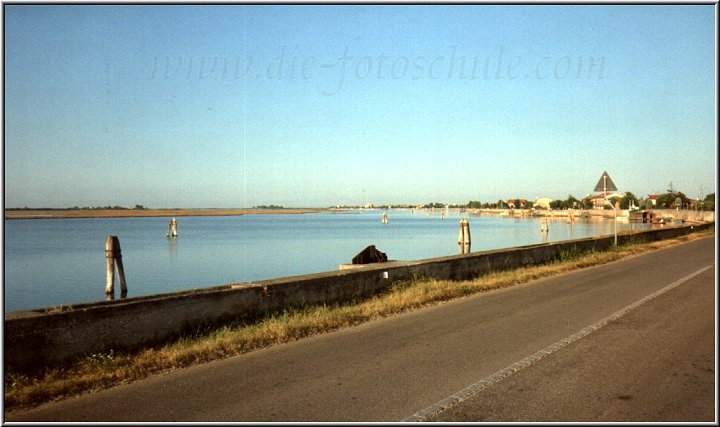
xmin=4 ymin=228 xmax=714 ymax=413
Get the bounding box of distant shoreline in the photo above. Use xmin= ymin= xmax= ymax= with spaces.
xmin=4 ymin=207 xmax=712 ymax=222
xmin=4 ymin=208 xmax=323 ymax=220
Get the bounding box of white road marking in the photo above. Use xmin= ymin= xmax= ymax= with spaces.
xmin=403 ymin=264 xmax=714 ymax=422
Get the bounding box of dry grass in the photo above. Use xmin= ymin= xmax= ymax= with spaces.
xmin=4 ymin=228 xmax=713 ymax=413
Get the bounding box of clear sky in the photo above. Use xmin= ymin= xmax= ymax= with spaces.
xmin=3 ymin=5 xmax=716 ymax=208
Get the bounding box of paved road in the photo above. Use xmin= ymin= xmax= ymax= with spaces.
xmin=430 ymin=261 xmax=715 ymax=422
xmin=6 ymin=236 xmax=715 ymax=422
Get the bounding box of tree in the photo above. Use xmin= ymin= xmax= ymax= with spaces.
xmin=678 ymin=192 xmax=690 ymax=208
xmin=619 ymin=192 xmax=639 ymax=210
xmin=703 ymin=193 xmax=714 ymax=211
xmin=549 ymin=199 xmax=566 ymax=210
xmin=656 ymin=191 xmax=690 ymax=209
xmin=467 ymin=200 xmax=482 ymax=209
xmin=656 ymin=193 xmax=672 ymax=208
xmin=564 ymin=195 xmax=580 ymax=209
xmin=580 ymin=197 xmax=593 ymax=210
xmin=423 ymin=202 xmax=445 ymax=209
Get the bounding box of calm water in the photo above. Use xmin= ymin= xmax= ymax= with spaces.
xmin=3 ymin=210 xmax=651 ymax=312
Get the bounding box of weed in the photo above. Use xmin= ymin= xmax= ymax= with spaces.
xmin=558 ymin=247 xmax=594 ymax=262
xmin=4 ymin=370 xmax=29 ymax=391
xmin=84 ymin=350 xmax=118 ymax=369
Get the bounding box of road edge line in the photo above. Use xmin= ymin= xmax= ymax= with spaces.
xmin=403 ymin=264 xmax=714 ymax=422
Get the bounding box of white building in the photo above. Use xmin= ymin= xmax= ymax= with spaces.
xmin=533 ymin=197 xmax=554 ymax=209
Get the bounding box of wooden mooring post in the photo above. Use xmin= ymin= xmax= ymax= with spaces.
xmin=105 ymin=235 xmax=127 ymax=300
xmin=540 ymin=218 xmax=550 ymax=233
xmin=458 ymin=218 xmax=471 ymax=254
xmin=166 ymin=217 xmax=178 ymax=237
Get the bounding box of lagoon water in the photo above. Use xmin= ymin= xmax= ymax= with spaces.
xmin=3 ymin=210 xmax=651 ymax=312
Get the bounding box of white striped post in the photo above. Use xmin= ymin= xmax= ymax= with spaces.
xmin=458 ymin=219 xmax=471 ymax=254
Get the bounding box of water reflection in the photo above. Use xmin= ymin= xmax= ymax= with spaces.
xmin=540 ymin=230 xmax=549 ymax=244
xmin=167 ymin=235 xmax=178 ymax=258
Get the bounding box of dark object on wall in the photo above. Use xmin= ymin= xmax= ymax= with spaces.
xmin=352 ymin=245 xmax=388 ymax=265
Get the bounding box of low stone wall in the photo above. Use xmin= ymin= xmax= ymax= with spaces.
xmin=4 ymin=222 xmax=713 ymax=372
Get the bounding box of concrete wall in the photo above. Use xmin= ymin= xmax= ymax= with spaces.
xmin=652 ymin=209 xmax=715 ymax=223
xmin=4 ymin=222 xmax=713 ymax=372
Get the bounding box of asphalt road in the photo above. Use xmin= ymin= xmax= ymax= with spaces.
xmin=6 ymin=235 xmax=715 ymax=422
xmin=430 ymin=260 xmax=715 ymax=422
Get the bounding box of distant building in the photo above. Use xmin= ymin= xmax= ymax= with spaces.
xmin=645 ymin=194 xmax=660 ymax=207
xmin=506 ymin=199 xmax=528 ymax=208
xmin=587 ymin=192 xmax=625 ymax=210
xmin=533 ymin=197 xmax=554 ymax=210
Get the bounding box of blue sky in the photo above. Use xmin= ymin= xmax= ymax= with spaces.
xmin=3 ymin=5 xmax=716 ymax=208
